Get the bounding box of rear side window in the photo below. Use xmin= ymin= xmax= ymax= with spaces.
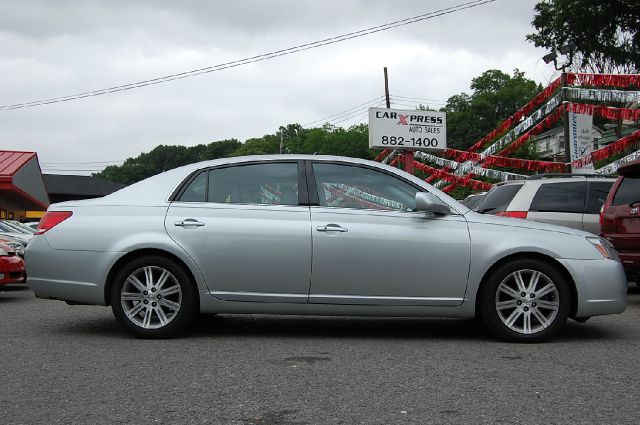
xmin=613 ymin=176 xmax=640 ymax=206
xmin=585 ymin=181 xmax=614 ymax=213
xmin=529 ymin=182 xmax=586 ymax=213
xmin=474 ymin=184 xmax=523 ymax=214
xmin=176 ymin=163 xmax=299 ymax=205
xmin=208 ymin=163 xmax=299 ymax=205
xmin=178 ymin=172 xmax=207 ymax=202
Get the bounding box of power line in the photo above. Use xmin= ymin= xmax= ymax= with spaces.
xmin=40 ymin=160 xmax=125 ymax=165
xmin=303 ymin=95 xmax=385 ymax=127
xmin=1 ymin=0 xmax=497 ymax=111
xmin=392 ymin=94 xmax=448 ymax=103
xmin=330 ymin=101 xmax=387 ymax=126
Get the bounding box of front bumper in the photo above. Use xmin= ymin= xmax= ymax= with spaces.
xmin=0 ymin=255 xmax=25 ymax=285
xmin=558 ymin=258 xmax=627 ymax=318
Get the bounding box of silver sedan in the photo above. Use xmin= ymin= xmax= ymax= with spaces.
xmin=25 ymin=155 xmax=627 ymax=341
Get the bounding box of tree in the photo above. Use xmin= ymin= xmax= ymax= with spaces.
xmin=95 ymin=139 xmax=241 ymax=184
xmin=95 ymin=123 xmax=375 ymax=184
xmin=526 ymin=0 xmax=640 ymax=73
xmin=443 ymin=69 xmax=540 ymax=150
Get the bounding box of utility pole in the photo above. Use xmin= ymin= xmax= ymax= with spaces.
xmin=561 ymin=72 xmax=571 ymax=172
xmin=279 ymin=126 xmax=285 ymax=154
xmin=384 ymin=67 xmax=414 ymax=174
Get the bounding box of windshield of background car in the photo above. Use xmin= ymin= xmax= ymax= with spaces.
xmin=529 ymin=182 xmax=586 ymax=213
xmin=474 ymin=184 xmax=523 ymax=214
xmin=613 ymin=176 xmax=640 ymax=206
xmin=312 ymin=163 xmax=418 ymax=211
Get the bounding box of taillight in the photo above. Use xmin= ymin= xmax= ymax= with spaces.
xmin=496 ymin=211 xmax=528 ymax=219
xmin=35 ymin=211 xmax=73 ymax=235
xmin=599 ymin=205 xmax=604 ymax=229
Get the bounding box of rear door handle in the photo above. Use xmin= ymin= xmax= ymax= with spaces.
xmin=174 ymin=219 xmax=205 ymax=228
xmin=316 ymin=224 xmax=348 ymax=233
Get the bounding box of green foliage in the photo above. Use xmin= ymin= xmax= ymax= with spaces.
xmin=527 ymin=0 xmax=640 ymax=73
xmin=95 ymin=124 xmax=373 ymax=184
xmin=95 ymin=139 xmax=241 ymax=184
xmin=444 ymin=69 xmax=540 ymax=151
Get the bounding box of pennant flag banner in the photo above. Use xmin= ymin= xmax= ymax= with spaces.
xmin=414 ymin=151 xmax=526 ymax=181
xmin=494 ymin=105 xmax=567 ymax=157
xmin=568 ymin=88 xmax=640 ymax=104
xmin=373 ymin=73 xmax=640 ymax=194
xmin=413 ymin=161 xmax=493 ymax=190
xmin=374 ymin=149 xmax=392 ymax=162
xmin=572 ymin=130 xmax=640 ymax=170
xmin=467 ymin=78 xmax=563 ymax=153
xmin=567 ymin=103 xmax=640 ymax=121
xmin=596 ymin=149 xmax=640 ymax=175
xmin=566 ymin=73 xmax=640 ymax=88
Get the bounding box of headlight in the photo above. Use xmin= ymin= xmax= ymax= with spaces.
xmin=586 ymin=237 xmax=613 ymax=259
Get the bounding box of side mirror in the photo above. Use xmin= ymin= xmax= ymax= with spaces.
xmin=415 ymin=192 xmax=451 ymax=215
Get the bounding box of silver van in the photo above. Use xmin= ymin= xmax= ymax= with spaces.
xmin=474 ymin=174 xmax=615 ymax=234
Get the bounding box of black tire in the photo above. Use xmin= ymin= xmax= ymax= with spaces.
xmin=479 ymin=258 xmax=571 ymax=343
xmin=111 ymin=255 xmax=197 ymax=339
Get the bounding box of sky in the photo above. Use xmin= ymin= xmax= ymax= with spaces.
xmin=0 ymin=0 xmax=559 ymax=175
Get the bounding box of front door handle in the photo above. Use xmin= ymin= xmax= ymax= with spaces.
xmin=174 ymin=219 xmax=205 ymax=228
xmin=316 ymin=224 xmax=348 ymax=233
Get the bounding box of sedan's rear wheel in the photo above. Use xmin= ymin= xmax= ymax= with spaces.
xmin=480 ymin=259 xmax=570 ymax=342
xmin=111 ymin=256 xmax=196 ymax=338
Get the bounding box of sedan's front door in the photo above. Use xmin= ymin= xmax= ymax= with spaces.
xmin=307 ymin=162 xmax=471 ymax=306
xmin=165 ymin=161 xmax=311 ymax=303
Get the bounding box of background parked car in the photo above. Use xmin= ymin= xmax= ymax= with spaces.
xmin=474 ymin=174 xmax=615 ymax=234
xmin=24 ymin=221 xmax=40 ymax=231
xmin=2 ymin=220 xmax=35 ymax=235
xmin=0 ymin=241 xmax=25 ymax=286
xmin=461 ymin=192 xmax=486 ymax=209
xmin=601 ymin=160 xmax=640 ymax=283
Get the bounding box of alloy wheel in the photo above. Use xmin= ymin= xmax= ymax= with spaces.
xmin=120 ymin=266 xmax=183 ymax=329
xmin=494 ymin=269 xmax=559 ymax=335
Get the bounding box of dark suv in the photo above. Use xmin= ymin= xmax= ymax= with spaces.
xmin=601 ymin=160 xmax=640 ymax=281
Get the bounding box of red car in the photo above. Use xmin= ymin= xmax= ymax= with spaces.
xmin=0 ymin=241 xmax=25 ymax=286
xmin=601 ymin=159 xmax=640 ymax=282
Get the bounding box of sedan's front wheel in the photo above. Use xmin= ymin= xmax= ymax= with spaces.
xmin=480 ymin=259 xmax=570 ymax=342
xmin=111 ymin=256 xmax=196 ymax=339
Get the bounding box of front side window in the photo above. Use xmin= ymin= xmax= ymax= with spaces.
xmin=312 ymin=163 xmax=418 ymax=211
xmin=208 ymin=163 xmax=299 ymax=206
xmin=529 ymin=182 xmax=586 ymax=213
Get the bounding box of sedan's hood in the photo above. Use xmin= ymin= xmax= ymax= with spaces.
xmin=464 ymin=211 xmax=594 ymax=237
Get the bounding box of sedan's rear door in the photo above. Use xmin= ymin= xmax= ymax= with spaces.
xmin=165 ymin=161 xmax=312 ymax=303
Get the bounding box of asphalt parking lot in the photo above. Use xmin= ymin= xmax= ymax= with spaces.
xmin=2 ymin=284 xmax=640 ymax=425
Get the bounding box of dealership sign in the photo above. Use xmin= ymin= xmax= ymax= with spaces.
xmin=569 ymin=111 xmax=595 ymax=173
xmin=369 ymin=108 xmax=446 ymax=151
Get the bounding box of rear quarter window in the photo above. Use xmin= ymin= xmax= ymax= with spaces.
xmin=474 ymin=184 xmax=523 ymax=214
xmin=613 ymin=176 xmax=640 ymax=206
xmin=585 ymin=181 xmax=614 ymax=213
xmin=529 ymin=182 xmax=586 ymax=213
